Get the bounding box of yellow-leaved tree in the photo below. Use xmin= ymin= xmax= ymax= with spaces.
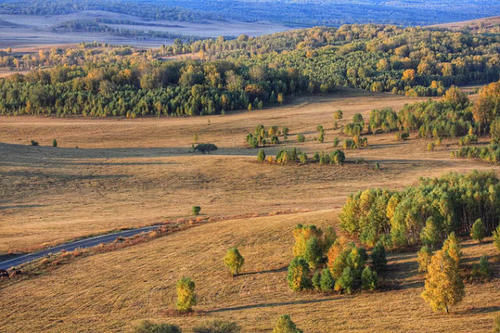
xmin=421 ymin=250 xmax=464 ymax=313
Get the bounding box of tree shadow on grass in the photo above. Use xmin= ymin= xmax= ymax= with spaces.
xmin=456 ymin=305 xmax=500 ymax=315
xmin=238 ymin=265 xmax=288 ymax=276
xmin=208 ymin=296 xmax=346 ymax=313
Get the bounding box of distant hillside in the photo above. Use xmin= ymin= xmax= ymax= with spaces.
xmin=0 ymin=0 xmax=499 ymax=26
xmin=429 ymin=16 xmax=500 ymax=33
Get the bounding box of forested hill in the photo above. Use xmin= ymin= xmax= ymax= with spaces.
xmin=0 ymin=0 xmax=499 ymax=26
xmin=0 ymin=24 xmax=498 ymax=118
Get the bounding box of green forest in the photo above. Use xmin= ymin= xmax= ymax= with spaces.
xmin=0 ymin=24 xmax=498 ymax=117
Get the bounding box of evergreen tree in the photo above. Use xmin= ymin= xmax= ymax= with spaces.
xmin=272 ymin=315 xmax=302 ymax=333
xmin=320 ymin=268 xmax=335 ymax=292
xmin=470 ymin=218 xmax=486 ymax=243
xmin=176 ymin=277 xmax=197 ymax=312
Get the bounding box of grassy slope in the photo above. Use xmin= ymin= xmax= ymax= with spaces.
xmin=0 ymin=210 xmax=498 ymax=332
xmin=1 ymin=89 xmax=498 ymax=253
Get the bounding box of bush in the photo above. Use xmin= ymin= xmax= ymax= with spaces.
xmin=320 ymin=268 xmax=335 ymax=292
xmin=192 ymin=206 xmax=201 ymax=216
xmin=361 ymin=266 xmax=377 ymax=291
xmin=52 ymin=139 xmax=58 ymax=147
xmin=297 ymin=134 xmax=305 ymax=143
xmin=194 ymin=143 xmax=218 ymax=153
xmin=134 ymin=321 xmax=181 ymax=333
xmin=176 ymin=277 xmax=196 ymax=312
xmin=417 ymin=246 xmax=433 ymax=272
xmin=272 ymin=315 xmax=303 ymax=333
xmin=193 ymin=320 xmax=241 ymax=333
xmin=257 ymin=149 xmax=266 ymax=162
xmin=287 ymin=257 xmax=311 ymax=291
xmin=470 ymin=218 xmax=486 ymax=243
xmin=223 ymin=248 xmax=245 ymax=276
xmin=312 ymin=271 xmax=321 ymax=291
xmin=31 ymin=140 xmax=39 ymax=146
xmin=370 ymin=242 xmax=387 ymax=273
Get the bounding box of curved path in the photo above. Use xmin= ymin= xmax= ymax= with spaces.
xmin=0 ymin=224 xmax=162 ymax=270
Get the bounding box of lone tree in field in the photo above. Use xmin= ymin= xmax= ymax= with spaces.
xmin=470 ymin=218 xmax=486 ymax=243
xmin=272 ymin=315 xmax=303 ymax=333
xmin=192 ymin=206 xmax=201 ymax=216
xmin=224 ymin=248 xmax=244 ymax=276
xmin=176 ymin=277 xmax=197 ymax=312
xmin=287 ymin=257 xmax=311 ymax=291
xmin=52 ymin=139 xmax=57 ymax=148
xmin=421 ymin=250 xmax=464 ymax=313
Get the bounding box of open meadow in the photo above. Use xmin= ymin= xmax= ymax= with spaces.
xmin=1 ymin=89 xmax=498 ymax=254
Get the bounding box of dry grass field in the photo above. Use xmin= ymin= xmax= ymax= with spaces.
xmin=0 ymin=210 xmax=499 ymax=332
xmin=1 ymin=88 xmax=500 ymax=332
xmin=1 ymin=89 xmax=498 ymax=254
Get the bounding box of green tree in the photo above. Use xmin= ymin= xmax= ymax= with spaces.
xmin=421 ymin=250 xmax=464 ymax=313
xmin=361 ymin=266 xmax=377 ymax=291
xmin=224 ymin=248 xmax=244 ymax=276
xmin=297 ymin=134 xmax=305 ymax=143
xmin=371 ymin=242 xmax=387 ymax=273
xmin=320 ymin=268 xmax=335 ymax=292
xmin=176 ymin=277 xmax=197 ymax=312
xmin=287 ymin=257 xmax=311 ymax=291
xmin=304 ymin=236 xmax=323 ymax=269
xmin=272 ymin=315 xmax=302 ymax=333
xmin=52 ymin=139 xmax=58 ymax=148
xmin=494 ymin=224 xmax=500 ymax=253
xmin=420 ymin=217 xmax=441 ymax=249
xmin=335 ymin=266 xmax=355 ymax=294
xmin=470 ymin=218 xmax=486 ymax=243
xmin=312 ymin=271 xmax=321 ymax=291
xmin=257 ymin=149 xmax=266 ymax=162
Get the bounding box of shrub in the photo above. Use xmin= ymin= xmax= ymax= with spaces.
xmin=320 ymin=268 xmax=335 ymax=292
xmin=312 ymin=271 xmax=321 ymax=291
xmin=176 ymin=277 xmax=196 ymax=312
xmin=494 ymin=224 xmax=500 ymax=253
xmin=298 ymin=152 xmax=308 ymax=164
xmin=371 ymin=242 xmax=387 ymax=273
xmin=297 ymin=134 xmax=305 ymax=143
xmin=257 ymin=149 xmax=266 ymax=162
xmin=134 ymin=321 xmax=181 ymax=333
xmin=272 ymin=315 xmax=303 ymax=333
xmin=470 ymin=218 xmax=486 ymax=243
xmin=31 ymin=140 xmax=39 ymax=146
xmin=361 ymin=266 xmax=377 ymax=291
xmin=417 ymin=246 xmax=433 ymax=272
xmin=287 ymin=257 xmax=311 ymax=291
xmin=194 ymin=143 xmax=218 ymax=154
xmin=421 ymin=250 xmax=464 ymax=313
xmin=304 ymin=236 xmax=323 ymax=269
xmin=224 ymin=248 xmax=245 ymax=276
xmin=193 ymin=320 xmax=241 ymax=333
xmin=52 ymin=139 xmax=57 ymax=148
xmin=192 ymin=206 xmax=201 ymax=216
